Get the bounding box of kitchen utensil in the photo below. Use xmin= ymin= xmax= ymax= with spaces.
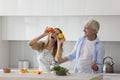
xmin=103 ymin=56 xmax=114 ymax=73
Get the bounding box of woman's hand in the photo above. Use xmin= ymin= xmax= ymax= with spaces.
xmin=44 ymin=27 xmax=49 ymax=34
xmin=42 ymin=27 xmax=52 ymax=36
xmin=57 ymin=35 xmax=65 ymax=46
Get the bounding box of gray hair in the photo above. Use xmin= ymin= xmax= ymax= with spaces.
xmin=85 ymin=19 xmax=100 ymax=34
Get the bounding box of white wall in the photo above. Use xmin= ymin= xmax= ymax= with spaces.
xmin=0 ymin=17 xmax=9 ymax=68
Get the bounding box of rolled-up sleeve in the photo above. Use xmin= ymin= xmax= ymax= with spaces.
xmin=66 ymin=48 xmax=77 ymax=61
xmin=66 ymin=37 xmax=82 ymax=61
xmin=96 ymin=44 xmax=105 ymax=73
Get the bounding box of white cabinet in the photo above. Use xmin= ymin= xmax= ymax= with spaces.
xmin=58 ymin=0 xmax=86 ymax=16
xmin=2 ymin=17 xmax=27 ymax=40
xmin=0 ymin=0 xmax=57 ymax=16
xmin=2 ymin=16 xmax=120 ymax=41
xmin=97 ymin=16 xmax=120 ymax=41
xmin=0 ymin=0 xmax=120 ymax=16
xmin=1 ymin=17 xmax=84 ymax=41
xmin=2 ymin=17 xmax=60 ymax=40
xmin=58 ymin=0 xmax=120 ymax=16
xmin=85 ymin=0 xmax=120 ymax=15
xmin=2 ymin=17 xmax=42 ymax=40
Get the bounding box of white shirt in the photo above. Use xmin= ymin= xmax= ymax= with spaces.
xmin=37 ymin=49 xmax=54 ymax=72
xmin=78 ymin=38 xmax=95 ymax=73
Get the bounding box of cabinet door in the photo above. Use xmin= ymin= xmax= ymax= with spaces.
xmin=97 ymin=16 xmax=120 ymax=41
xmin=58 ymin=17 xmax=84 ymax=41
xmin=2 ymin=17 xmax=43 ymax=40
xmin=0 ymin=0 xmax=18 ymax=15
xmin=0 ymin=0 xmax=57 ymax=16
xmin=85 ymin=0 xmax=120 ymax=15
xmin=2 ymin=17 xmax=27 ymax=40
xmin=2 ymin=17 xmax=60 ymax=40
xmin=58 ymin=0 xmax=86 ymax=16
xmin=58 ymin=0 xmax=120 ymax=16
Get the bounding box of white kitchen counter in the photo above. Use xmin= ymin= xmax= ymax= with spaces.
xmin=0 ymin=70 xmax=103 ymax=80
xmin=103 ymin=73 xmax=120 ymax=80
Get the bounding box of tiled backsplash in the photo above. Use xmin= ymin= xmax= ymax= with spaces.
xmin=9 ymin=41 xmax=120 ymax=72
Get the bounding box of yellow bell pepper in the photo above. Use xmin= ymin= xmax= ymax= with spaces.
xmin=58 ymin=33 xmax=64 ymax=39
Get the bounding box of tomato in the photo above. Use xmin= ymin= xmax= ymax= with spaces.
xmin=58 ymin=33 xmax=64 ymax=39
xmin=47 ymin=27 xmax=54 ymax=32
xmin=37 ymin=71 xmax=42 ymax=75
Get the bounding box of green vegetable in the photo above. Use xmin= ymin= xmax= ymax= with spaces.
xmin=51 ymin=65 xmax=69 ymax=76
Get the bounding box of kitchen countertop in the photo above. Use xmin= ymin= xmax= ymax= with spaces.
xmin=0 ymin=69 xmax=103 ymax=80
xmin=1 ymin=69 xmax=120 ymax=80
xmin=103 ymin=73 xmax=120 ymax=80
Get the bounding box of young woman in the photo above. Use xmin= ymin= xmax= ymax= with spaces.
xmin=28 ymin=27 xmax=65 ymax=72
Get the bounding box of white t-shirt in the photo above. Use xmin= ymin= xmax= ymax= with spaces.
xmin=78 ymin=38 xmax=95 ymax=73
xmin=37 ymin=49 xmax=54 ymax=72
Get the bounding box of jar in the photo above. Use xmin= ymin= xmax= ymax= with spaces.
xmin=18 ymin=60 xmax=29 ymax=69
